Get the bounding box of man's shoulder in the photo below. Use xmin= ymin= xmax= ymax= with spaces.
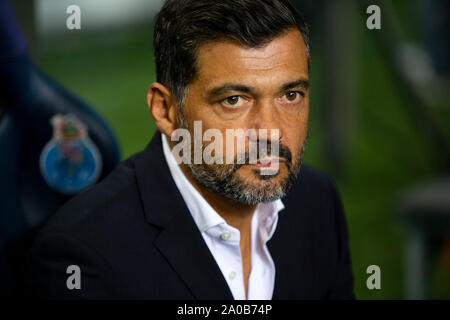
xmin=282 ymin=163 xmax=341 ymax=214
xmin=292 ymin=163 xmax=337 ymax=194
xmin=35 ymin=159 xmax=341 ymax=241
xmin=297 ymin=163 xmax=333 ymax=183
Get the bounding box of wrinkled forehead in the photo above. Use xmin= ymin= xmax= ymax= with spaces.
xmin=193 ymin=29 xmax=309 ymax=87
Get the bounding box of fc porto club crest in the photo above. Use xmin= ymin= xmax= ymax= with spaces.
xmin=40 ymin=114 xmax=102 ymax=195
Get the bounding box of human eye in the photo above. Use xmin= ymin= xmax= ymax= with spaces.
xmin=221 ymin=95 xmax=248 ymax=108
xmin=281 ymin=91 xmax=304 ymax=104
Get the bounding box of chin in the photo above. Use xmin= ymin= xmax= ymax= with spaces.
xmin=238 ymin=167 xmax=288 ymax=188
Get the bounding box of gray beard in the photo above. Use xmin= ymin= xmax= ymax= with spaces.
xmin=177 ymin=111 xmax=306 ymax=205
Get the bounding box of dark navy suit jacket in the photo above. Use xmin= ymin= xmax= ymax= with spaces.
xmin=23 ymin=133 xmax=354 ymax=299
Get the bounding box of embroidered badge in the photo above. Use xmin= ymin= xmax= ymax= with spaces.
xmin=40 ymin=114 xmax=102 ymax=194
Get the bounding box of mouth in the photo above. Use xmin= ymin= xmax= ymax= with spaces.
xmin=252 ymin=157 xmax=285 ymax=168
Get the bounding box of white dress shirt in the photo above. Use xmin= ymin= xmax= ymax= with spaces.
xmin=161 ymin=134 xmax=284 ymax=300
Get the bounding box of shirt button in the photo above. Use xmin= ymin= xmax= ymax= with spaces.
xmin=228 ymin=271 xmax=237 ymax=280
xmin=220 ymin=231 xmax=231 ymax=241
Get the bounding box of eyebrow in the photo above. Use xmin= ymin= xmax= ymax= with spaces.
xmin=280 ymin=78 xmax=309 ymax=92
xmin=207 ymin=77 xmax=309 ymax=99
xmin=208 ymin=84 xmax=253 ymax=99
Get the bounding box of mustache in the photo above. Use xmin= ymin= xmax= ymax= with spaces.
xmin=234 ymin=140 xmax=292 ymax=169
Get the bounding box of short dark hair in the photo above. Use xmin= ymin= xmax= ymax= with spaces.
xmin=153 ymin=0 xmax=310 ymax=107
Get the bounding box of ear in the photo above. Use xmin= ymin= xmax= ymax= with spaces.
xmin=147 ymin=82 xmax=178 ymax=137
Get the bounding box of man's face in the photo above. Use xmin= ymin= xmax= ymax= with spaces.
xmin=177 ymin=28 xmax=309 ymax=204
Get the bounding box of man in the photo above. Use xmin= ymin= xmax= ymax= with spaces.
xmin=23 ymin=0 xmax=354 ymax=299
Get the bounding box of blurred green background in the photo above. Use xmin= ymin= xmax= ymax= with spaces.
xmin=21 ymin=0 xmax=449 ymax=299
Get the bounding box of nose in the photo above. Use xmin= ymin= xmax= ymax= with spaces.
xmin=249 ymin=98 xmax=283 ymax=143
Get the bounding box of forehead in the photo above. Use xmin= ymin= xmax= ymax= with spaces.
xmin=193 ymin=29 xmax=308 ymax=89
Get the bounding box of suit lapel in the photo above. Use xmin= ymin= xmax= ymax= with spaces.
xmin=153 ymin=206 xmax=234 ymax=300
xmin=135 ymin=133 xmax=233 ymax=300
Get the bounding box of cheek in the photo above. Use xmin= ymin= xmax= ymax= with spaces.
xmin=183 ymin=106 xmax=243 ymax=158
xmin=282 ymin=107 xmax=309 ymax=154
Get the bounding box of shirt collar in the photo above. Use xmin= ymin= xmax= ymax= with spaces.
xmin=161 ymin=133 xmax=284 ymax=236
